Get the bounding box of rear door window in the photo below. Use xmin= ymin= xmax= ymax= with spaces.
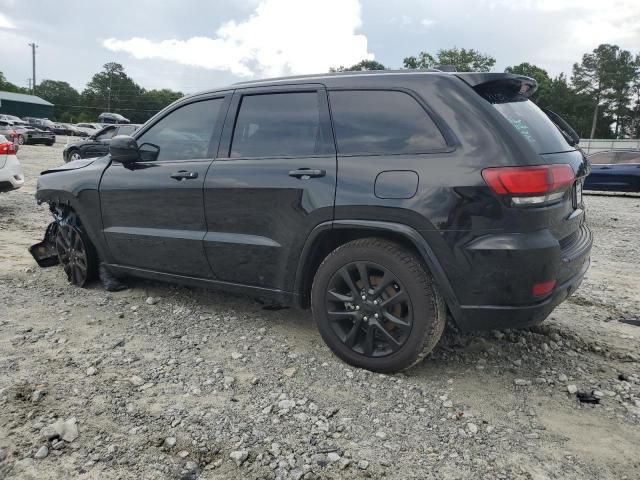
xmin=230 ymin=92 xmax=332 ymax=158
xmin=328 ymin=90 xmax=447 ymax=155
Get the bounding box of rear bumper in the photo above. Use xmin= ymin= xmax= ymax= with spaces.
xmin=452 ymin=224 xmax=592 ymax=332
xmin=0 ymin=156 xmax=25 ymax=192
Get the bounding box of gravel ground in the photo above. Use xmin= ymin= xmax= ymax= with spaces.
xmin=0 ymin=142 xmax=639 ymax=480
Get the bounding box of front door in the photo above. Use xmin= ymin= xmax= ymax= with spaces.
xmin=203 ymin=85 xmax=337 ymax=292
xmin=100 ymin=94 xmax=230 ymax=278
xmin=83 ymin=125 xmax=117 ymax=158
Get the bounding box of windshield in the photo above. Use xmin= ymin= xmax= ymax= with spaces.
xmin=491 ymin=100 xmax=574 ymax=154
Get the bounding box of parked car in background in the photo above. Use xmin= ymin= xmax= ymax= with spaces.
xmin=0 ymin=120 xmax=18 ymax=147
xmin=53 ymin=123 xmax=73 ymax=136
xmin=14 ymin=124 xmax=55 ymax=146
xmin=584 ymin=150 xmax=640 ymax=192
xmin=33 ymin=71 xmax=592 ymax=372
xmin=75 ymin=123 xmax=103 ymax=136
xmin=63 ymin=123 xmax=141 ymax=162
xmin=0 ymin=134 xmax=24 ymax=192
xmin=24 ymin=117 xmax=56 ymax=132
xmin=62 ymin=123 xmax=88 ymax=137
xmin=99 ymin=112 xmax=130 ymax=124
xmin=0 ymin=114 xmax=26 ymax=124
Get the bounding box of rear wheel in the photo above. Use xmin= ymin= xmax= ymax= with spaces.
xmin=55 ymin=210 xmax=98 ymax=287
xmin=46 ymin=141 xmax=54 ymax=146
xmin=311 ymin=238 xmax=446 ymax=373
xmin=17 ymin=134 xmax=25 ymax=145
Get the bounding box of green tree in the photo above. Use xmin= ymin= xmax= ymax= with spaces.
xmin=82 ymin=62 xmax=144 ymax=121
xmin=404 ymin=48 xmax=495 ymax=72
xmin=572 ymin=44 xmax=637 ymax=138
xmin=0 ymin=71 xmax=27 ymax=93
xmin=331 ymin=59 xmax=386 ymax=72
xmin=36 ymin=80 xmax=81 ymax=122
xmin=504 ymin=63 xmax=551 ymax=104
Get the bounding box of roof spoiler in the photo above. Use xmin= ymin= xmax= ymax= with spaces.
xmin=456 ymin=73 xmax=538 ymax=99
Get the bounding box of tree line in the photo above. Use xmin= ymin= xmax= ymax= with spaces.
xmin=0 ymin=62 xmax=182 ymax=124
xmin=1 ymin=43 xmax=639 ymax=139
xmin=336 ymin=44 xmax=640 ymax=140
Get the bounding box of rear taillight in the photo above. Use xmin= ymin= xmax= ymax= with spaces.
xmin=482 ymin=164 xmax=575 ymax=205
xmin=532 ymin=280 xmax=556 ymax=297
xmin=0 ymin=141 xmax=16 ymax=155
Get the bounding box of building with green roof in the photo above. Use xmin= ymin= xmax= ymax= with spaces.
xmin=0 ymin=91 xmax=54 ymax=119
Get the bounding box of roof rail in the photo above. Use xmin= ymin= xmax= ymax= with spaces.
xmin=232 ymin=68 xmax=445 ymax=86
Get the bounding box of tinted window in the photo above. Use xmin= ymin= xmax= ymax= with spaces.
xmin=116 ymin=125 xmax=138 ymax=136
xmin=231 ymin=92 xmax=331 ymax=158
xmin=95 ymin=127 xmax=116 ymax=141
xmin=136 ymin=98 xmax=223 ymax=161
xmin=329 ymin=90 xmax=447 ymax=155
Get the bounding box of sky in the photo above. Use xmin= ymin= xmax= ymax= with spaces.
xmin=1 ymin=0 xmax=639 ymax=94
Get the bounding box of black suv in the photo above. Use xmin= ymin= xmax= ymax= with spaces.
xmin=31 ymin=71 xmax=592 ymax=372
xmin=63 ymin=124 xmax=141 ymax=162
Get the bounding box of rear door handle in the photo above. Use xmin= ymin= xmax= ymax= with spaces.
xmin=170 ymin=170 xmax=199 ymax=180
xmin=288 ymin=168 xmax=326 ymax=179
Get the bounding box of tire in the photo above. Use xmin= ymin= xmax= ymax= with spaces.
xmin=17 ymin=134 xmax=25 ymax=145
xmin=55 ymin=210 xmax=98 ymax=287
xmin=46 ymin=141 xmax=54 ymax=146
xmin=311 ymin=238 xmax=446 ymax=373
xmin=67 ymin=150 xmax=81 ymax=162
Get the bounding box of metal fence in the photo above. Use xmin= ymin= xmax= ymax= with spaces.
xmin=578 ymin=138 xmax=640 ymax=155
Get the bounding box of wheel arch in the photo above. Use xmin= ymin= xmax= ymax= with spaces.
xmin=294 ymin=220 xmax=463 ymax=323
xmin=36 ymin=189 xmax=110 ymax=264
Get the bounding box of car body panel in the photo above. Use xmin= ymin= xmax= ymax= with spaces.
xmin=584 ymin=150 xmax=640 ymax=192
xmin=203 ymin=84 xmax=337 ymax=291
xmin=0 ymin=150 xmax=24 ymax=192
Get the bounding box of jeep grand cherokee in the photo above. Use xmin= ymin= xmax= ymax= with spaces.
xmin=30 ymin=71 xmax=592 ymax=372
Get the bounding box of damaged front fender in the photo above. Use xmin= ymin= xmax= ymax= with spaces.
xmin=29 ymin=207 xmax=65 ymax=268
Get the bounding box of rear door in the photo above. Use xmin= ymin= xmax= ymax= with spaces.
xmin=203 ymin=84 xmax=336 ymax=291
xmin=100 ymin=94 xmax=230 ymax=278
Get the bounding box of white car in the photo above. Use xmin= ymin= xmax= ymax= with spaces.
xmin=0 ymin=135 xmax=24 ymax=192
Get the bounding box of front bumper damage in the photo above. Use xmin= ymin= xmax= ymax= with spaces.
xmin=29 ymin=220 xmax=60 ymax=267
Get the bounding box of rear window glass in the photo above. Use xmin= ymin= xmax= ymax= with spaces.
xmin=329 ymin=90 xmax=447 ymax=155
xmin=485 ymin=97 xmax=573 ymax=154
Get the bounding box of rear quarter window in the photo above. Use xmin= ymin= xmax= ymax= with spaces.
xmin=328 ymin=90 xmax=447 ymax=155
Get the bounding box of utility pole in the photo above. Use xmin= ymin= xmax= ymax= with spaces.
xmin=27 ymin=78 xmax=32 ymax=93
xmin=28 ymin=43 xmax=38 ymax=94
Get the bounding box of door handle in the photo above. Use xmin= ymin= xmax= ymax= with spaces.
xmin=170 ymin=170 xmax=199 ymax=180
xmin=288 ymin=168 xmax=326 ymax=179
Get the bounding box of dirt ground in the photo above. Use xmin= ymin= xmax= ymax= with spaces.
xmin=0 ymin=141 xmax=639 ymax=480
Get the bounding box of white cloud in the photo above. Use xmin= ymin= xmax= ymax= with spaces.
xmin=0 ymin=13 xmax=15 ymax=29
xmin=486 ymin=0 xmax=640 ymax=50
xmin=103 ymin=0 xmax=372 ymax=78
xmin=420 ymin=18 xmax=436 ymax=28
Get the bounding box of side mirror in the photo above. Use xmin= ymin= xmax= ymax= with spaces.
xmin=110 ymin=135 xmax=139 ymax=163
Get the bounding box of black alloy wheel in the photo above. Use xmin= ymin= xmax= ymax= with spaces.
xmin=55 ymin=223 xmax=90 ymax=286
xmin=325 ymin=261 xmax=413 ymax=357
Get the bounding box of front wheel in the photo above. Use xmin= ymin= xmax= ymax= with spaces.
xmin=55 ymin=210 xmax=98 ymax=287
xmin=311 ymin=238 xmax=446 ymax=373
xmin=67 ymin=150 xmax=81 ymax=162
